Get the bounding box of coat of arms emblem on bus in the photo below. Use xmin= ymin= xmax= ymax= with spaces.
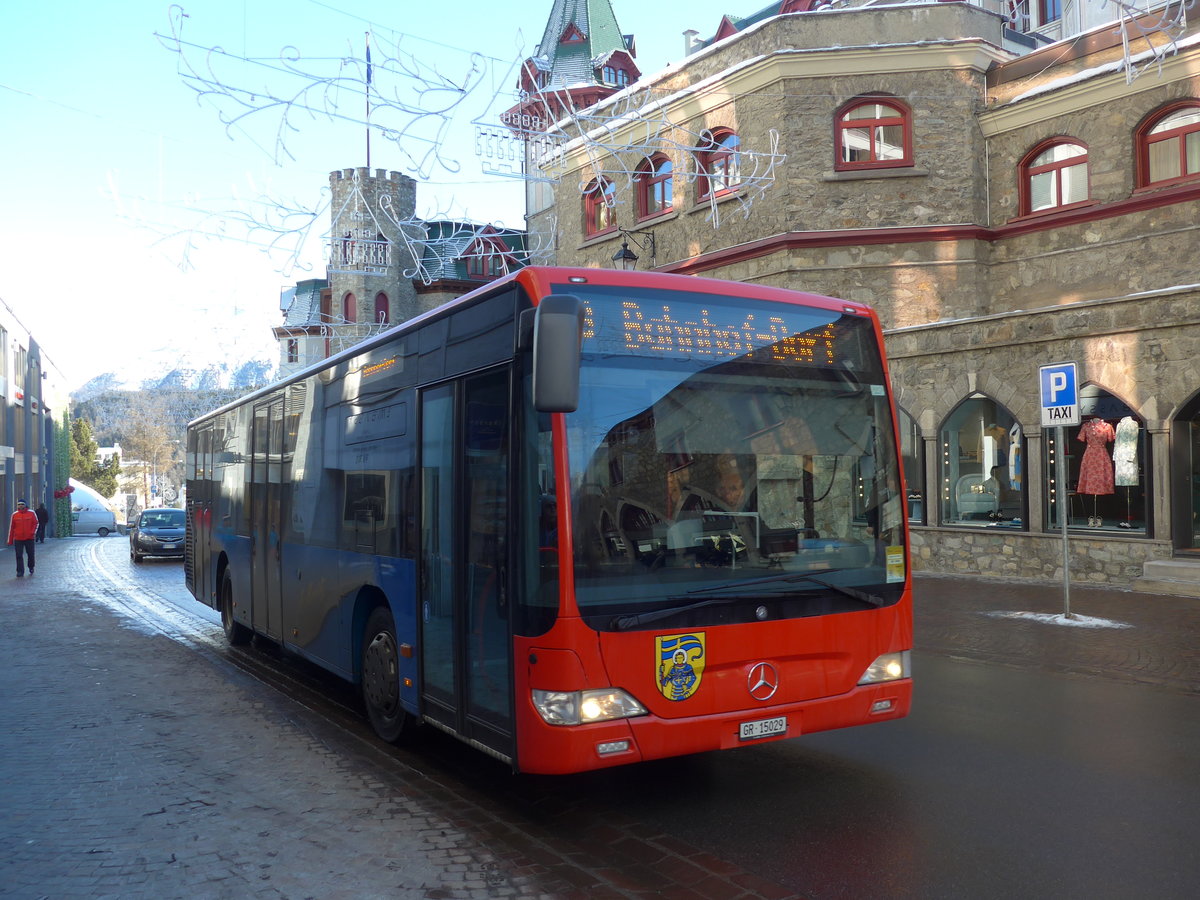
xmin=656 ymin=633 xmax=706 ymax=701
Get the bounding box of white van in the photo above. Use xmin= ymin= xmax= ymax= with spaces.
xmin=69 ymin=478 xmax=118 ymax=536
xmin=73 ymin=507 xmax=117 ymax=536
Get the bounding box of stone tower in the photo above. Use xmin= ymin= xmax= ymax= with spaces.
xmin=327 ymin=167 xmax=422 ymax=348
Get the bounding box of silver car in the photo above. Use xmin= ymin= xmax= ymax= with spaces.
xmin=129 ymin=507 xmax=186 ymax=563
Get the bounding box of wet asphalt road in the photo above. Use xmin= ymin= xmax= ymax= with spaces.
xmin=6 ymin=534 xmax=1199 ymax=898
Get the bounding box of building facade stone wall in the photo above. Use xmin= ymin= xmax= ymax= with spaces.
xmin=531 ymin=6 xmax=1200 ymax=586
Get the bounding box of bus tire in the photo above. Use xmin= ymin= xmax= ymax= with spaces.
xmin=219 ymin=570 xmax=252 ymax=646
xmin=361 ymin=606 xmax=409 ymax=743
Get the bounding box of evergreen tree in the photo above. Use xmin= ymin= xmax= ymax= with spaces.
xmin=70 ymin=417 xmax=121 ymax=498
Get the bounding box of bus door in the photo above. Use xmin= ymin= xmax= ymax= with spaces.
xmin=187 ymin=423 xmax=214 ymax=604
xmin=250 ymin=397 xmax=285 ymax=641
xmin=419 ymin=368 xmax=513 ymax=759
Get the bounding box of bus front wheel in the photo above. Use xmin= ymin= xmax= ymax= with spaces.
xmin=362 ymin=606 xmax=409 ymax=743
xmin=219 ymin=571 xmax=252 ymax=646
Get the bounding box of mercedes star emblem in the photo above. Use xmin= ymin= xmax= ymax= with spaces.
xmin=747 ymin=662 xmax=779 ymax=700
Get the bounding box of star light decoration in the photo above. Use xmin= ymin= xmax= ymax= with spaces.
xmin=151 ymin=2 xmax=1190 ymax=279
xmin=154 ymin=5 xmax=551 ymax=281
xmin=1100 ymin=0 xmax=1198 ymax=84
xmin=153 ymin=3 xmax=788 ymax=281
xmin=477 ymin=81 xmax=787 ymax=229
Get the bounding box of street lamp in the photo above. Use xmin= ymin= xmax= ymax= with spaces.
xmin=611 ymin=240 xmax=638 ymax=271
xmin=610 ymin=227 xmax=657 ymax=271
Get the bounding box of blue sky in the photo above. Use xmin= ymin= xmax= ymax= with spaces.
xmin=2 ymin=0 xmax=745 ymax=389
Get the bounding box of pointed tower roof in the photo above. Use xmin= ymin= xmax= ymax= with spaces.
xmin=532 ymin=0 xmax=629 ymax=89
xmin=505 ymin=0 xmax=639 ymax=133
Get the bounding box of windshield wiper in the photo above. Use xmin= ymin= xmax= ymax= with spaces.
xmin=688 ymin=569 xmax=884 ymax=608
xmin=611 ymin=592 xmax=760 ymax=631
xmin=610 ymin=569 xmax=884 ymax=631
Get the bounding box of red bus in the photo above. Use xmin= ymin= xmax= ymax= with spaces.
xmin=185 ymin=267 xmax=911 ymax=774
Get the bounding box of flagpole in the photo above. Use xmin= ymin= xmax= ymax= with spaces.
xmin=365 ymin=31 xmax=371 ymax=169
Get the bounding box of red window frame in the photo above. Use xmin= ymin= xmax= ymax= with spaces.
xmin=1039 ymin=0 xmax=1062 ymax=24
xmin=374 ymin=292 xmax=389 ymax=325
xmin=1018 ymin=139 xmax=1089 ymax=216
xmin=342 ymin=292 xmax=356 ymax=323
xmin=466 ymin=241 xmax=511 ymax=280
xmin=584 ymin=177 xmax=617 ymax=237
xmin=696 ymin=129 xmax=740 ymax=201
xmin=835 ymin=98 xmax=913 ymax=171
xmin=635 ymin=154 xmax=673 ymax=220
xmin=1136 ymin=102 xmax=1200 ymax=189
xmin=286 ymin=339 xmax=299 ymax=363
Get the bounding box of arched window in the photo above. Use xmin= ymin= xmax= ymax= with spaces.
xmin=939 ymin=395 xmax=1026 ymax=528
xmin=635 ymin=154 xmax=673 ymax=220
xmin=583 ymin=177 xmax=617 ymax=237
xmin=603 ymin=65 xmax=617 ymax=84
xmin=1137 ymin=102 xmax=1200 ymax=188
xmin=696 ymin=129 xmax=740 ymax=200
xmin=374 ymin=292 xmax=389 ymax=325
xmin=1020 ymin=140 xmax=1089 ymax=215
xmin=617 ymin=70 xmax=630 ymax=87
xmin=1046 ymin=385 xmax=1149 ymax=534
xmin=835 ymin=97 xmax=912 ymax=170
xmin=342 ymin=292 xmax=357 ymax=323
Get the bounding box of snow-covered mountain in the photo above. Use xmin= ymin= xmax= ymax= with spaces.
xmin=72 ymin=330 xmax=279 ymax=401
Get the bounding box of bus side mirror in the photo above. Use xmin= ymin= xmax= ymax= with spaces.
xmin=532 ymin=294 xmax=584 ymax=413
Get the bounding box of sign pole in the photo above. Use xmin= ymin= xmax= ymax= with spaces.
xmin=1039 ymin=362 xmax=1079 ymax=621
xmin=1057 ymin=424 xmax=1070 ymax=619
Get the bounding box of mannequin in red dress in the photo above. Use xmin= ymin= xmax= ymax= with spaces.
xmin=1076 ymin=416 xmax=1115 ymax=526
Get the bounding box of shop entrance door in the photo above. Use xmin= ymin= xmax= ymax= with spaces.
xmin=1171 ymin=394 xmax=1200 ymax=553
xmin=1185 ymin=418 xmax=1200 ymax=552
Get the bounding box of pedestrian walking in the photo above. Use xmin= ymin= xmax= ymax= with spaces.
xmin=35 ymin=502 xmax=49 ymax=543
xmin=8 ymin=499 xmax=38 ymax=577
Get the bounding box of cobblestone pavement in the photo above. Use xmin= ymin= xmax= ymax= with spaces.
xmin=2 ymin=539 xmax=1196 ymax=899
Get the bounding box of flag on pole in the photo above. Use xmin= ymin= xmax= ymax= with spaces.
xmin=365 ymin=32 xmax=372 ymax=85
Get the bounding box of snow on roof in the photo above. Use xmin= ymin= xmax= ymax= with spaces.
xmin=1006 ymin=30 xmax=1200 ymax=105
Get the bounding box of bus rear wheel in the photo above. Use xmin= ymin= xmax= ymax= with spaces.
xmin=361 ymin=607 xmax=409 ymax=743
xmin=219 ymin=571 xmax=252 ymax=646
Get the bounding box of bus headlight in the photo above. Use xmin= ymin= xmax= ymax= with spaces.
xmin=858 ymin=651 xmax=911 ymax=685
xmin=531 ymin=688 xmax=648 ymax=726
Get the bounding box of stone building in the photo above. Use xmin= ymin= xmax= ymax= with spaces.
xmin=274 ymin=168 xmax=527 ymax=380
xmin=519 ymin=1 xmax=1200 ymax=592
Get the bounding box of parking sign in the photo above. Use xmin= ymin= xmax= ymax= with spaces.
xmin=1039 ymin=362 xmax=1079 ymax=427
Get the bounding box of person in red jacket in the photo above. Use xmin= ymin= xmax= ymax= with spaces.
xmin=8 ymin=499 xmax=38 ymax=577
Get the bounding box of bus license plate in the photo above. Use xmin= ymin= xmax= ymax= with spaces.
xmin=739 ymin=716 xmax=787 ymax=741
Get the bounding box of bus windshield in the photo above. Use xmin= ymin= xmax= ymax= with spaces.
xmin=559 ymin=284 xmax=905 ymax=630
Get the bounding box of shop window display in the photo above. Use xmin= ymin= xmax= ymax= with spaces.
xmin=1045 ymin=386 xmax=1148 ymax=533
xmin=939 ymin=395 xmax=1025 ymax=528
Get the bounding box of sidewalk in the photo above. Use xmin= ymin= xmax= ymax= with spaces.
xmin=913 ymin=572 xmax=1200 ymax=694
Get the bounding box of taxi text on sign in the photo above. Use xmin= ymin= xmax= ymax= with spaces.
xmin=1039 ymin=362 xmax=1080 ymax=427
